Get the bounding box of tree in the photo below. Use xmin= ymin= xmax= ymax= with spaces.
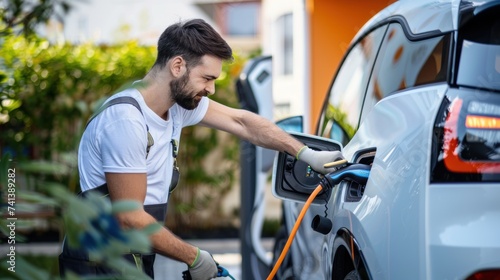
xmin=0 ymin=0 xmax=76 ymax=36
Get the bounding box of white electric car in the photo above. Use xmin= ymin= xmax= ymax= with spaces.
xmin=271 ymin=0 xmax=500 ymax=279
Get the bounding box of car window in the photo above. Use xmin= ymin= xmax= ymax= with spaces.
xmin=317 ymin=25 xmax=387 ymax=145
xmin=362 ymin=23 xmax=450 ymax=121
xmin=457 ymin=6 xmax=500 ymax=92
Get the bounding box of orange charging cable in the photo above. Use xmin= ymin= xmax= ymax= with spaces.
xmin=266 ymin=184 xmax=324 ymax=280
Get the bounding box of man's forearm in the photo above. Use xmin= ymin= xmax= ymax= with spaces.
xmin=240 ymin=111 xmax=304 ymax=156
xmin=116 ymin=209 xmax=197 ymax=265
xmin=151 ymin=226 xmax=198 ymax=265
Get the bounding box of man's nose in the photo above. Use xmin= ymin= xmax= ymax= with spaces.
xmin=205 ymin=81 xmax=215 ymax=95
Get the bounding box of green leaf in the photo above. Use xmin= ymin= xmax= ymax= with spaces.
xmin=17 ymin=160 xmax=69 ymax=176
xmin=111 ymin=200 xmax=141 ymax=213
xmin=122 ymin=231 xmax=151 ymax=254
xmin=11 ymin=256 xmax=52 ymax=280
xmin=17 ymin=190 xmax=58 ymax=206
xmin=141 ymin=222 xmax=162 ymax=235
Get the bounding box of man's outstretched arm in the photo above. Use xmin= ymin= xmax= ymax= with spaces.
xmin=200 ymin=100 xmax=343 ymax=174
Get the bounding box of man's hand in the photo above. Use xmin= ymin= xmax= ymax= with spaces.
xmin=188 ymin=248 xmax=218 ymax=280
xmin=297 ymin=146 xmax=344 ymax=174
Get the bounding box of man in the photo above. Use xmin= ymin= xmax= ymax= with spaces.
xmin=59 ymin=19 xmax=343 ymax=279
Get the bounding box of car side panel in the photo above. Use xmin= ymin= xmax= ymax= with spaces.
xmin=330 ymin=85 xmax=448 ymax=279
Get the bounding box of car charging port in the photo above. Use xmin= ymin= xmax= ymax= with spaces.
xmin=311 ymin=163 xmax=372 ymax=235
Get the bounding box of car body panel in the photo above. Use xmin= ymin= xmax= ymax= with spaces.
xmin=354 ymin=0 xmax=459 ymax=44
xmin=331 ymin=84 xmax=448 ymax=280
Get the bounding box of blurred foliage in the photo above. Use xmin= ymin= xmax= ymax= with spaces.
xmin=0 ymin=0 xmax=76 ymax=37
xmin=0 ymin=176 xmax=159 ymax=279
xmin=0 ymin=33 xmax=156 ymax=162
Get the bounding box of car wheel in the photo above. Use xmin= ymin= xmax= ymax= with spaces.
xmin=344 ymin=270 xmax=360 ymax=280
xmin=271 ymin=225 xmax=295 ymax=280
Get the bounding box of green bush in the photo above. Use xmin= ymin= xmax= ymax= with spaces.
xmin=0 ymin=35 xmax=156 ymax=160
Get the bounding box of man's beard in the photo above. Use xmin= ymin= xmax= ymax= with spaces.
xmin=170 ymin=72 xmax=206 ymax=110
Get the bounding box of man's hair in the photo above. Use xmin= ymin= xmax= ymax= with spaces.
xmin=153 ymin=19 xmax=233 ymax=69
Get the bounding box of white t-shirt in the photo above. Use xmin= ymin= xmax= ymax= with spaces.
xmin=78 ymin=88 xmax=209 ymax=205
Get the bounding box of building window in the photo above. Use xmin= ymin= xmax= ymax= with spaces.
xmin=218 ymin=2 xmax=260 ymax=37
xmin=277 ymin=13 xmax=293 ymax=75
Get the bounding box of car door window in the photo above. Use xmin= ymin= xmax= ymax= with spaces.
xmin=362 ymin=23 xmax=450 ymax=121
xmin=317 ymin=25 xmax=387 ymax=145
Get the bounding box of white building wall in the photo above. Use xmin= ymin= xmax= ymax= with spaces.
xmin=261 ymin=0 xmax=309 ymax=131
xmin=59 ymin=0 xmax=212 ymax=45
xmin=293 ymin=0 xmax=310 ymax=133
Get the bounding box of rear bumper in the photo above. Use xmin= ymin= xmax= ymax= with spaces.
xmin=427 ymin=184 xmax=500 ymax=279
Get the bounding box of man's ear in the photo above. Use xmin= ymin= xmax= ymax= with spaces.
xmin=169 ymin=56 xmax=186 ymax=78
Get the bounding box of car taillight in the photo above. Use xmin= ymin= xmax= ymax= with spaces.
xmin=466 ymin=269 xmax=500 ymax=280
xmin=444 ymin=98 xmax=500 ymax=172
xmin=431 ymin=90 xmax=500 ymax=182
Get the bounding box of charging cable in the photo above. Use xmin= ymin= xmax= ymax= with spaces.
xmin=266 ymin=184 xmax=323 ymax=280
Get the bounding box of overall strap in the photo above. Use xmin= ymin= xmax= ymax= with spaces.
xmin=86 ymin=96 xmax=143 ymax=127
xmin=86 ymin=96 xmax=154 ymax=159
